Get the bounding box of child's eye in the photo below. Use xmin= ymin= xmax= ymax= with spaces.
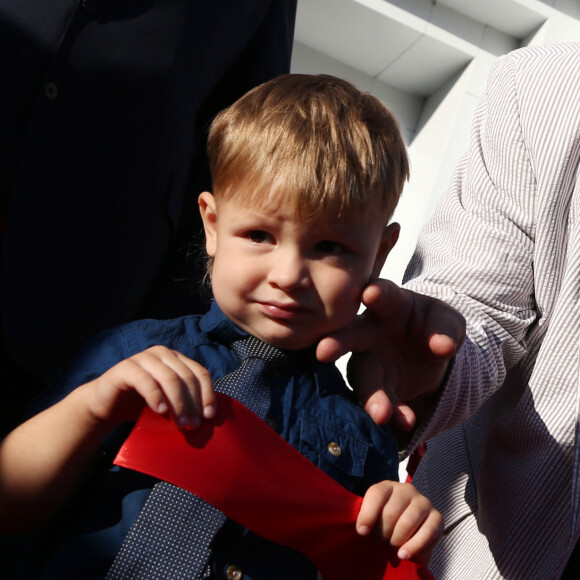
xmin=315 ymin=240 xmax=346 ymax=254
xmin=247 ymin=230 xmax=272 ymax=244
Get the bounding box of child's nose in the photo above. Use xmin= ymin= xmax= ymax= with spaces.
xmin=267 ymin=249 xmax=311 ymax=291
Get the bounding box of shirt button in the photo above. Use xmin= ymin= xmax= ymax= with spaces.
xmin=327 ymin=441 xmax=342 ymax=457
xmin=81 ymin=0 xmax=97 ymax=12
xmin=43 ymin=82 xmax=59 ymax=100
xmin=226 ymin=564 xmax=243 ymax=580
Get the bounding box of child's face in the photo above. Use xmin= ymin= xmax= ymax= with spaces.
xmin=199 ymin=190 xmax=398 ymax=350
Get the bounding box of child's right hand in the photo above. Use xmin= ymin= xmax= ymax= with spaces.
xmin=83 ymin=346 xmax=216 ymax=429
xmin=0 ymin=347 xmax=215 ymax=532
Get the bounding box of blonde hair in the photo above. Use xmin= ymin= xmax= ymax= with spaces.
xmin=207 ymin=73 xmax=409 ymax=221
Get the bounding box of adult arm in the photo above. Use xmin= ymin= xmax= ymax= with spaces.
xmin=319 ymin=49 xmax=543 ymax=446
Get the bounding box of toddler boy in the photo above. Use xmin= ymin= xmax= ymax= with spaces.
xmin=0 ymin=74 xmax=441 ymax=579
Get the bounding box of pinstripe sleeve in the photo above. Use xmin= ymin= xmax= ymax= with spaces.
xmin=403 ymin=49 xmax=540 ymax=444
xmin=402 ymin=44 xmax=580 ymax=577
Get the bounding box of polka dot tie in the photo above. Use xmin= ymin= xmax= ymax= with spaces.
xmin=107 ymin=336 xmax=291 ymax=579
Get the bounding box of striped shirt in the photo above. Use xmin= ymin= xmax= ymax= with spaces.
xmin=405 ymin=43 xmax=580 ymax=579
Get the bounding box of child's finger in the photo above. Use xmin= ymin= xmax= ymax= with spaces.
xmin=356 ymin=481 xmax=395 ymax=536
xmin=389 ymin=494 xmax=434 ymax=547
xmin=158 ymin=351 xmax=212 ymax=428
xmin=129 ymin=367 xmax=169 ymax=415
xmin=153 ymin=347 xmax=216 ymax=427
xmin=174 ymin=351 xmax=216 ymax=420
xmin=396 ymin=510 xmax=443 ymax=565
xmin=133 ymin=347 xmax=205 ymax=428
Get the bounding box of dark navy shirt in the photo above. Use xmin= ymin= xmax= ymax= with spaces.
xmin=16 ymin=302 xmax=398 ymax=579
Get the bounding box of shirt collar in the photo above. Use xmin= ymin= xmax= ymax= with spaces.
xmin=200 ymin=300 xmax=248 ymax=344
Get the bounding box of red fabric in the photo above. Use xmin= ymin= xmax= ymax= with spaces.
xmin=114 ymin=393 xmax=434 ymax=580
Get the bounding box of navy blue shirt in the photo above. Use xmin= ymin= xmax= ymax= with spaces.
xmin=16 ymin=303 xmax=398 ymax=579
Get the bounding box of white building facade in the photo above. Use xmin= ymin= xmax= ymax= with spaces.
xmin=291 ymin=0 xmax=580 ymax=282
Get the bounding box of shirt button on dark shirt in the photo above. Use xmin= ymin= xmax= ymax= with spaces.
xmin=327 ymin=441 xmax=342 ymax=457
xmin=226 ymin=564 xmax=243 ymax=580
xmin=43 ymin=82 xmax=58 ymax=100
xmin=81 ymin=0 xmax=97 ymax=12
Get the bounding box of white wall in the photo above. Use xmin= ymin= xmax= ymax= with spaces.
xmin=291 ymin=0 xmax=580 ymax=283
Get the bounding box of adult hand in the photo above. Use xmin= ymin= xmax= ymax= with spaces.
xmin=316 ymin=280 xmax=465 ymax=431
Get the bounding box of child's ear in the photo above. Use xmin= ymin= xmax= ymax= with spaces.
xmin=371 ymin=222 xmax=400 ymax=279
xmin=198 ymin=192 xmax=218 ymax=257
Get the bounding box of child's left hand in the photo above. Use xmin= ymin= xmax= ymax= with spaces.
xmin=356 ymin=480 xmax=443 ymax=567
